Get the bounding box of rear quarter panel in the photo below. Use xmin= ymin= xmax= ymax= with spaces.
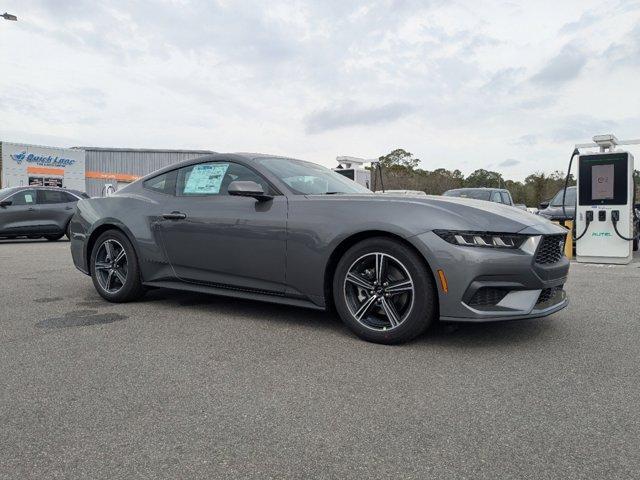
xmin=70 ymin=192 xmax=172 ymax=280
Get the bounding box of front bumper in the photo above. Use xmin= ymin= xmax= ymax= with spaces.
xmin=409 ymin=231 xmax=570 ymax=323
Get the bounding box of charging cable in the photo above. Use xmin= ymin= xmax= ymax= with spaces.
xmin=611 ymin=210 xmax=640 ymax=242
xmin=562 ymin=148 xmax=580 ymax=220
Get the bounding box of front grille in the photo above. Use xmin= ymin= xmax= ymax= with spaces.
xmin=535 ymin=234 xmax=566 ymax=264
xmin=537 ymin=285 xmax=564 ymax=305
xmin=468 ymin=287 xmax=509 ymax=307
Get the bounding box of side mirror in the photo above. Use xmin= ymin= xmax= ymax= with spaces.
xmin=538 ymin=201 xmax=549 ymax=210
xmin=0 ymin=200 xmax=12 ymax=208
xmin=228 ymin=180 xmax=273 ymax=202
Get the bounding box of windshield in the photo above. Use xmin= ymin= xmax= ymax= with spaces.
xmin=550 ymin=187 xmax=576 ymax=206
xmin=443 ymin=189 xmax=491 ymax=201
xmin=259 ymin=157 xmax=372 ymax=195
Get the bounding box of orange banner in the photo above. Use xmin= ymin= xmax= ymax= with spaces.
xmin=27 ymin=166 xmax=64 ymax=176
xmin=85 ymin=171 xmax=141 ymax=182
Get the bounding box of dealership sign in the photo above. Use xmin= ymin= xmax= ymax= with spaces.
xmin=1 ymin=142 xmax=85 ymax=191
xmin=10 ymin=151 xmax=76 ymax=168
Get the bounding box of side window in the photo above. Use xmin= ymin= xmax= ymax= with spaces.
xmin=500 ymin=192 xmax=511 ymax=205
xmin=176 ymin=162 xmax=269 ymax=197
xmin=63 ymin=192 xmax=78 ymax=203
xmin=490 ymin=191 xmax=502 ymax=203
xmin=10 ymin=190 xmax=37 ymax=206
xmin=38 ymin=190 xmax=67 ymax=204
xmin=144 ymin=171 xmax=177 ymax=195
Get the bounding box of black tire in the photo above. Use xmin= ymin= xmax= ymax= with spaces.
xmin=65 ymin=221 xmax=72 ymax=240
xmin=634 ymin=238 xmax=638 ymax=252
xmin=332 ymin=237 xmax=436 ymax=344
xmin=45 ymin=234 xmax=64 ymax=241
xmin=90 ymin=229 xmax=145 ymax=303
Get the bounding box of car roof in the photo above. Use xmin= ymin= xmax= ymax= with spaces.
xmin=2 ymin=186 xmax=86 ymax=196
xmin=8 ymin=185 xmax=82 ymax=192
xmin=135 ymin=152 xmax=302 ymax=183
xmin=446 ymin=187 xmax=506 ymax=192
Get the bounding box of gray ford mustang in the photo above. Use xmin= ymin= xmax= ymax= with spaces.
xmin=70 ymin=153 xmax=569 ymax=344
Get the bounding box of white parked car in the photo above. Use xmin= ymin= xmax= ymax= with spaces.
xmin=375 ymin=190 xmax=427 ymax=196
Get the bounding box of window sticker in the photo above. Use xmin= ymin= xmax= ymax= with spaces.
xmin=184 ymin=163 xmax=229 ymax=194
xmin=24 ymin=194 xmax=34 ymax=204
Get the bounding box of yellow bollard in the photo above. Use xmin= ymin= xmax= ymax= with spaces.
xmin=563 ymin=220 xmax=574 ymax=259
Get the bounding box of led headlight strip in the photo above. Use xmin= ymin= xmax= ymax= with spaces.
xmin=433 ymin=230 xmax=528 ymax=249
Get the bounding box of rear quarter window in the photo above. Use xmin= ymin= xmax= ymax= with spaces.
xmin=144 ymin=171 xmax=177 ymax=195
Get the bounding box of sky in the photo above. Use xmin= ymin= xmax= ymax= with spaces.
xmin=1 ymin=0 xmax=639 ymax=180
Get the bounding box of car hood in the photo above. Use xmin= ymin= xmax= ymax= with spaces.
xmin=316 ymin=194 xmax=566 ymax=235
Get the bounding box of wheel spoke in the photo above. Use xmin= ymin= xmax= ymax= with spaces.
xmin=381 ymin=297 xmax=401 ymax=327
xmin=94 ymin=261 xmax=111 ymax=271
xmin=105 ymin=270 xmax=115 ymax=291
xmin=386 ymin=279 xmax=413 ymax=296
xmin=104 ymin=241 xmax=115 ymax=261
xmin=345 ymin=272 xmax=374 ymax=290
xmin=113 ymin=248 xmax=126 ymax=266
xmin=113 ymin=269 xmax=127 ymax=285
xmin=354 ymin=295 xmax=377 ymax=321
xmin=375 ymin=253 xmax=386 ymax=285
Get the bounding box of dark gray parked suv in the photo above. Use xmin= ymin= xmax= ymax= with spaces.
xmin=0 ymin=186 xmax=88 ymax=241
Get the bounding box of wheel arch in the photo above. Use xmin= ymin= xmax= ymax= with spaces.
xmin=85 ymin=222 xmax=140 ymax=274
xmin=323 ymin=230 xmax=439 ymax=313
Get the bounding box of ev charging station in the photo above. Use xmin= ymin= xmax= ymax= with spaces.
xmin=573 ymin=134 xmax=638 ymax=264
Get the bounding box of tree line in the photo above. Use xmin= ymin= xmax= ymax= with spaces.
xmin=372 ymin=148 xmax=640 ymax=207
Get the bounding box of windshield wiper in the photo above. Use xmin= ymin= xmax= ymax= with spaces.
xmin=324 ymin=191 xmax=345 ymax=195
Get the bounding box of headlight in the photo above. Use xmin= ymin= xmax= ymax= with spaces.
xmin=433 ymin=230 xmax=527 ymax=249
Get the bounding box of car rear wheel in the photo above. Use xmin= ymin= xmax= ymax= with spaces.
xmin=90 ymin=230 xmax=145 ymax=302
xmin=45 ymin=234 xmax=64 ymax=241
xmin=333 ymin=237 xmax=436 ymax=344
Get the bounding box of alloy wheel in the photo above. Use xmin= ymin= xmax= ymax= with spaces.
xmin=343 ymin=252 xmax=415 ymax=331
xmin=94 ymin=239 xmax=128 ymax=294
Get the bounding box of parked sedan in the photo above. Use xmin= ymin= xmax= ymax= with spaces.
xmin=537 ymin=186 xmax=576 ymax=221
xmin=443 ymin=187 xmax=525 ymax=209
xmin=70 ymin=153 xmax=569 ymax=344
xmin=0 ymin=186 xmax=88 ymax=241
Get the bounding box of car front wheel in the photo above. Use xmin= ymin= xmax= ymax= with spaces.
xmin=90 ymin=230 xmax=145 ymax=302
xmin=333 ymin=237 xmax=436 ymax=344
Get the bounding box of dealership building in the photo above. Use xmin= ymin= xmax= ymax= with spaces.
xmin=0 ymin=141 xmax=213 ymax=197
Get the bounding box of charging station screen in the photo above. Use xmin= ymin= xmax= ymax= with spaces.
xmin=591 ymin=164 xmax=614 ymax=200
xmin=578 ymin=153 xmax=628 ymax=206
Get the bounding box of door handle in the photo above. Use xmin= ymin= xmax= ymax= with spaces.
xmin=28 ymin=207 xmax=35 ymax=212
xmin=162 ymin=211 xmax=187 ymax=220
xmin=65 ymin=206 xmax=73 ymax=210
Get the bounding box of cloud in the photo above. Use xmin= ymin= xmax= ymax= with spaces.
xmin=602 ymin=23 xmax=640 ymax=66
xmin=1 ymin=1 xmax=639 ymax=181
xmin=498 ymin=159 xmax=520 ymax=167
xmin=560 ymin=11 xmax=599 ymax=34
xmin=551 ymin=116 xmax=618 ymax=143
xmin=512 ymin=135 xmax=538 ymax=146
xmin=305 ymin=102 xmax=415 ymax=134
xmin=531 ymin=44 xmax=588 ymax=85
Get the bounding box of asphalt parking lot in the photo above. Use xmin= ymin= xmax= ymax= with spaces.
xmin=1 ymin=240 xmax=639 ymax=479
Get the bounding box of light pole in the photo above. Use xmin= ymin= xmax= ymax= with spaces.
xmin=1 ymin=12 xmax=17 ymax=21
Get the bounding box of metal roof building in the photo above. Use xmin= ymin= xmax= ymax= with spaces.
xmin=1 ymin=142 xmax=214 ymax=196
xmin=76 ymin=147 xmax=214 ymax=197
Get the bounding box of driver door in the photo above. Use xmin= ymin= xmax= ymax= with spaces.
xmin=0 ymin=189 xmax=40 ymax=236
xmin=157 ymin=161 xmax=287 ymax=293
